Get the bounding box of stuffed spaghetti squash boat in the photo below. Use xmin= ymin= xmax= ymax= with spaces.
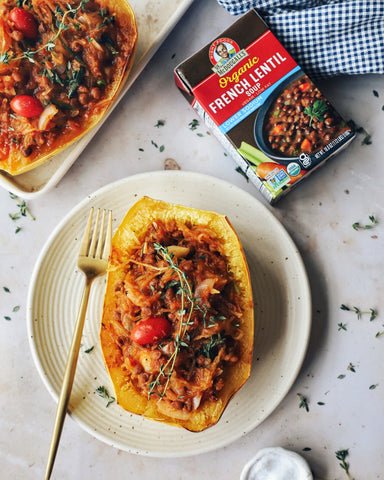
xmin=100 ymin=197 xmax=254 ymax=431
xmin=0 ymin=0 xmax=137 ymax=175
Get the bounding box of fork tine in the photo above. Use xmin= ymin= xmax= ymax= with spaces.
xmin=102 ymin=210 xmax=113 ymax=260
xmin=79 ymin=208 xmax=94 ymax=256
xmin=88 ymin=208 xmax=100 ymax=258
xmin=95 ymin=209 xmax=106 ymax=258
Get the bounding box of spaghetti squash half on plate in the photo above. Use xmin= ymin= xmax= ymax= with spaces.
xmin=0 ymin=0 xmax=137 ymax=175
xmin=100 ymin=197 xmax=254 ymax=431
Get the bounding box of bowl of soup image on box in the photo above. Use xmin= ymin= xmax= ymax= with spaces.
xmin=174 ymin=9 xmax=356 ymax=204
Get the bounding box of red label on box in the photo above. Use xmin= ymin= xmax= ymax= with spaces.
xmin=192 ymin=31 xmax=298 ymax=131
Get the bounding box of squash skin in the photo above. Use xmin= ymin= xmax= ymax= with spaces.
xmin=1 ymin=0 xmax=137 ymax=176
xmin=100 ymin=197 xmax=254 ymax=431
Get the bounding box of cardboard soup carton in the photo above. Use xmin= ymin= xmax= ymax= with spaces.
xmin=174 ymin=9 xmax=356 ymax=204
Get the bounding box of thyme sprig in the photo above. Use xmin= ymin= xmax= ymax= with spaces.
xmin=8 ymin=193 xmax=35 ymax=230
xmin=96 ymin=385 xmax=115 ymax=407
xmin=352 ymin=215 xmax=378 ymax=230
xmin=335 ymin=449 xmax=353 ymax=480
xmin=1 ymin=0 xmax=89 ymax=65
xmin=147 ymin=243 xmax=195 ymax=400
xmin=340 ymin=304 xmax=377 ymax=321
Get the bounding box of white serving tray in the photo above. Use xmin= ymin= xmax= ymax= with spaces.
xmin=0 ymin=0 xmax=193 ymax=199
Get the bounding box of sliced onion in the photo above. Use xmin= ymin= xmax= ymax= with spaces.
xmin=38 ymin=104 xmax=58 ymax=131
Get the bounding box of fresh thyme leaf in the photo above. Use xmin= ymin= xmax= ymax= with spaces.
xmin=304 ymin=99 xmax=328 ymax=126
xmin=347 ymin=362 xmax=356 ymax=373
xmin=352 ymin=215 xmax=378 ymax=230
xmin=369 ymin=308 xmax=377 ymax=321
xmin=84 ymin=346 xmax=94 ymax=353
xmin=0 ymin=51 xmax=11 ymax=65
xmin=297 ymin=393 xmax=309 ymax=412
xmin=67 ymin=66 xmax=85 ymax=98
xmin=12 ymin=306 xmax=20 ymax=312
xmin=337 ymin=322 xmax=347 ymax=331
xmin=96 ymin=386 xmax=115 ymax=407
xmin=335 ymin=449 xmax=353 ymax=480
xmin=347 ymin=119 xmax=372 ymax=145
xmin=188 ymin=119 xmax=199 ymax=131
xmin=200 ymin=333 xmax=225 ymax=360
xmin=4 ymin=316 xmax=11 ymax=321
xmin=3 ymin=287 xmax=10 ymax=293
xmin=338 ymin=374 xmax=346 ymax=379
xmin=236 ymin=166 xmax=248 ymax=181
xmin=373 ymin=90 xmax=379 ymax=97
xmin=97 ymin=14 xmax=115 ymax=29
xmin=369 ymin=384 xmax=378 ymax=390
xmin=155 ymin=120 xmax=165 ymax=128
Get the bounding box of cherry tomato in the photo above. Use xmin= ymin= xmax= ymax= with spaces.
xmin=131 ymin=317 xmax=171 ymax=345
xmin=10 ymin=95 xmax=44 ymax=118
xmin=9 ymin=7 xmax=38 ymax=40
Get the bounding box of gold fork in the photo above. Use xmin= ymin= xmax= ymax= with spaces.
xmin=45 ymin=207 xmax=112 ymax=480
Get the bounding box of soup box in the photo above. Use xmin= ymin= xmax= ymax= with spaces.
xmin=174 ymin=9 xmax=356 ymax=204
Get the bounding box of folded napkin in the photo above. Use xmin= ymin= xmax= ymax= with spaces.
xmin=216 ymin=0 xmax=384 ymax=79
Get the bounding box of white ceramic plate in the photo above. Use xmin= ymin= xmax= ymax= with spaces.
xmin=27 ymin=171 xmax=311 ymax=458
xmin=0 ymin=0 xmax=193 ymax=199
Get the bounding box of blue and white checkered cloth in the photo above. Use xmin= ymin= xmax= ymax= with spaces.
xmin=216 ymin=0 xmax=384 ymax=79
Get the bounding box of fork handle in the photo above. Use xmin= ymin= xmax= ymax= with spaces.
xmin=45 ymin=277 xmax=93 ymax=480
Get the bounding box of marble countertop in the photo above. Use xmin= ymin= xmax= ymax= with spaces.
xmin=1 ymin=1 xmax=383 ymax=478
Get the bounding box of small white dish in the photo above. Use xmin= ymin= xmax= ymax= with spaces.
xmin=240 ymin=447 xmax=313 ymax=480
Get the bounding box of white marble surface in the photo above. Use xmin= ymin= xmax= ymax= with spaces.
xmin=1 ymin=0 xmax=383 ymax=478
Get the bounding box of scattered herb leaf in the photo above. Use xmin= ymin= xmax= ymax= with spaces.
xmin=347 ymin=362 xmax=356 ymax=373
xmin=188 ymin=119 xmax=199 ymax=131
xmin=96 ymin=386 xmax=115 ymax=407
xmin=297 ymin=393 xmax=309 ymax=412
xmin=369 ymin=384 xmax=378 ymax=390
xmin=84 ymin=346 xmax=94 ymax=354
xmin=352 ymin=215 xmax=378 ymax=230
xmin=235 ymin=166 xmax=248 ymax=181
xmin=347 ymin=119 xmax=372 ymax=145
xmin=338 ymin=322 xmax=347 ymax=331
xmin=154 ymin=120 xmax=165 ymax=128
xmin=338 ymin=374 xmax=346 ymax=380
xmin=3 ymin=287 xmax=10 ymax=293
xmin=335 ymin=449 xmax=353 ymax=480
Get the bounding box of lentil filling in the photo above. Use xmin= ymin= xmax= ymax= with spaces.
xmin=109 ymin=218 xmax=244 ymax=420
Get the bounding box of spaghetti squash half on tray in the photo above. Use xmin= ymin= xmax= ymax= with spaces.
xmin=0 ymin=0 xmax=137 ymax=175
xmin=101 ymin=197 xmax=254 ymax=432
